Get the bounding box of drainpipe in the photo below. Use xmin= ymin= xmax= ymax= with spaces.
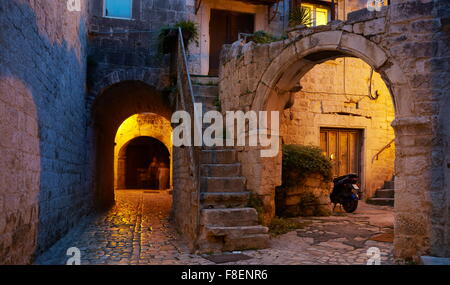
xmin=283 ymin=0 xmax=290 ymax=31
xmin=331 ymin=0 xmax=335 ymax=21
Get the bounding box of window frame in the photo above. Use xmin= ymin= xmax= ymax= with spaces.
xmin=301 ymin=2 xmax=331 ymax=27
xmin=103 ymin=0 xmax=133 ymax=20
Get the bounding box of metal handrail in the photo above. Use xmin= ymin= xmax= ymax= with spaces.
xmin=372 ymin=138 xmax=395 ymax=163
xmin=176 ymin=27 xmax=201 ymax=250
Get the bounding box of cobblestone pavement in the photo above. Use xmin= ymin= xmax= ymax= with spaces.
xmin=36 ymin=191 xmax=394 ymax=265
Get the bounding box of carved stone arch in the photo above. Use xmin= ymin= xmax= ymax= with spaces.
xmin=252 ymin=31 xmax=410 ymax=120
xmin=87 ymin=67 xmax=167 ymax=114
xmin=90 ymin=75 xmax=173 ymax=207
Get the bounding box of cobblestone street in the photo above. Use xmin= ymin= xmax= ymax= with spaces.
xmin=36 ymin=190 xmax=394 ymax=265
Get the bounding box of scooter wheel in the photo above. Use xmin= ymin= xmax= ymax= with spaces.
xmin=343 ymin=200 xmax=358 ymax=213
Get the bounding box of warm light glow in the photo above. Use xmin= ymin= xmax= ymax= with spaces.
xmin=301 ymin=3 xmax=329 ymax=27
xmin=114 ymin=113 xmax=173 ymax=190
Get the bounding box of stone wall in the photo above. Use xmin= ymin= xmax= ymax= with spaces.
xmin=219 ymin=1 xmax=450 ymax=260
xmin=88 ymin=0 xmax=285 ymax=78
xmin=0 ymin=0 xmax=91 ymax=263
xmin=172 ymin=147 xmax=200 ymax=251
xmin=336 ymin=0 xmax=371 ymax=21
xmin=276 ymin=174 xmax=332 ymax=217
xmin=441 ymin=85 xmax=450 ymax=258
xmin=281 ymin=57 xmax=395 ymax=198
xmin=433 ymin=0 xmax=450 ymax=259
xmin=87 ymin=0 xmax=191 ymax=90
xmin=0 ymin=77 xmax=40 ymax=264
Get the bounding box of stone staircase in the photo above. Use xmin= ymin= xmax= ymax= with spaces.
xmin=367 ymin=179 xmax=395 ymax=206
xmin=191 ymin=75 xmax=269 ymax=253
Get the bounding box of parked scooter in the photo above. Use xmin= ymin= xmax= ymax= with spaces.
xmin=330 ymin=173 xmax=362 ymax=213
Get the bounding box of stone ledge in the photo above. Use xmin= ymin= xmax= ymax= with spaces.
xmin=420 ymin=256 xmax=450 ymax=265
xmin=347 ymin=6 xmax=388 ymax=23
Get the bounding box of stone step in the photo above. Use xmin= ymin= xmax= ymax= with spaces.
xmin=200 ymin=128 xmax=229 ymax=144
xmin=202 ymin=226 xmax=269 ymax=251
xmin=200 ymin=149 xmax=238 ymax=164
xmin=200 ymin=163 xmax=241 ymax=177
xmin=201 ymin=208 xmax=259 ymax=227
xmin=200 ymin=177 xmax=246 ymax=193
xmin=196 ymin=102 xmax=218 ymax=113
xmin=375 ymin=189 xmax=395 ymax=198
xmin=194 ymin=94 xmax=217 ymax=107
xmin=197 ymin=229 xmax=269 ymax=252
xmin=202 ymin=145 xmax=235 ymax=151
xmin=191 ymin=75 xmax=219 ymax=86
xmin=201 ymin=192 xmax=250 ymax=209
xmin=384 ymin=180 xmax=395 ymax=189
xmin=193 ymin=85 xmax=219 ymax=97
xmin=204 ymin=225 xmax=268 ymax=237
xmin=221 ymin=234 xmax=270 ymax=252
xmin=366 ymin=197 xmax=394 ymax=206
xmin=420 ymin=256 xmax=450 ymax=265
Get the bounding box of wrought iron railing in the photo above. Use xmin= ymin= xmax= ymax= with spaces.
xmin=175 ymin=27 xmax=201 ymax=248
xmin=372 ymin=138 xmax=395 ymax=163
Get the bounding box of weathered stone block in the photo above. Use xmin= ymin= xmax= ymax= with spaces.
xmin=353 ymin=22 xmax=364 ymax=34
xmin=339 ymin=33 xmax=387 ymax=68
xmin=364 ymin=18 xmax=386 ymax=36
xmin=342 ymin=24 xmax=353 ymax=33
xmin=201 ymin=208 xmax=259 ymax=227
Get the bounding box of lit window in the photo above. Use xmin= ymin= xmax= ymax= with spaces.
xmin=104 ymin=0 xmax=132 ymax=19
xmin=301 ymin=3 xmax=330 ymax=27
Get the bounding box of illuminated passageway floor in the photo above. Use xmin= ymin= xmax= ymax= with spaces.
xmin=36 ymin=192 xmax=394 ymax=265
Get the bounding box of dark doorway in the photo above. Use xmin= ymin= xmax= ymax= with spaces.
xmin=124 ymin=137 xmax=170 ymax=189
xmin=320 ymin=128 xmax=362 ymax=178
xmin=209 ymin=9 xmax=255 ymax=76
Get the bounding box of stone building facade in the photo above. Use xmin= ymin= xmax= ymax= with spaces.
xmin=219 ymin=1 xmax=450 ymax=260
xmin=0 ymin=0 xmax=449 ymax=264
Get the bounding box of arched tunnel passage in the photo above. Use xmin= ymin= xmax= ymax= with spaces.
xmin=118 ymin=136 xmax=171 ymax=190
xmin=91 ymin=80 xmax=173 ymax=208
xmin=113 ymin=112 xmax=173 ymax=191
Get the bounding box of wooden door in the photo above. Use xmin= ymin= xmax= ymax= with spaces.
xmin=209 ymin=9 xmax=255 ymax=76
xmin=320 ymin=128 xmax=362 ymax=178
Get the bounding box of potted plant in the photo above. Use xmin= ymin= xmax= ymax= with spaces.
xmin=288 ymin=6 xmax=312 ymax=28
xmin=158 ymin=20 xmax=199 ymax=54
xmin=247 ymin=30 xmax=282 ymax=44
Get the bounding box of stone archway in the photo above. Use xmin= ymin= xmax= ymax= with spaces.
xmin=114 ymin=113 xmax=173 ymax=190
xmin=91 ymin=80 xmax=172 ymax=208
xmin=252 ymin=31 xmax=406 ymax=113
xmin=117 ymin=136 xmax=171 ymax=190
xmin=251 ymin=31 xmax=432 ymax=262
xmin=220 ymin=20 xmax=444 ymax=260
